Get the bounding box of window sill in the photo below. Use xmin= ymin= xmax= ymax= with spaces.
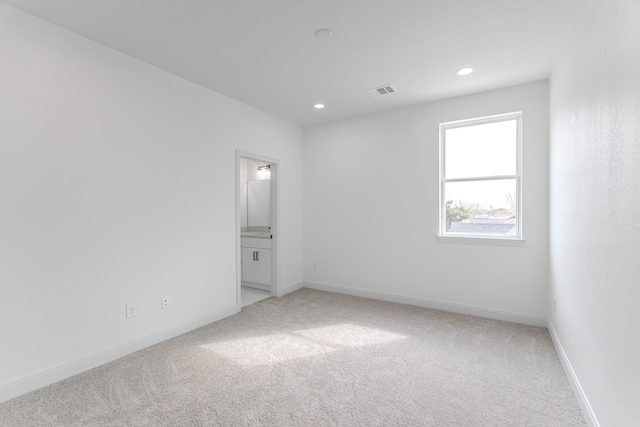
xmin=436 ymin=234 xmax=526 ymax=246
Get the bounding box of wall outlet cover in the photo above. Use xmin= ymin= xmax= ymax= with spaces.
xmin=126 ymin=305 xmax=136 ymax=318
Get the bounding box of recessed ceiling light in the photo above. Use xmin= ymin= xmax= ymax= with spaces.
xmin=456 ymin=67 xmax=474 ymax=76
xmin=315 ymin=29 xmax=333 ymax=40
xmin=314 ymin=103 xmax=325 ymax=109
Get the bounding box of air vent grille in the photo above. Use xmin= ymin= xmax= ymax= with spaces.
xmin=366 ymin=84 xmax=398 ymax=97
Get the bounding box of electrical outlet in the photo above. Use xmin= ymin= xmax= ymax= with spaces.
xmin=553 ymin=297 xmax=557 ymax=313
xmin=161 ymin=297 xmax=169 ymax=309
xmin=126 ymin=305 xmax=136 ymax=318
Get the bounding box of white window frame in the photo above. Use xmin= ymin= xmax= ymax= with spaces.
xmin=438 ymin=112 xmax=523 ymax=244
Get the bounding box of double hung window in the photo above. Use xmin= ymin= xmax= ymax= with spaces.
xmin=439 ymin=112 xmax=522 ymax=240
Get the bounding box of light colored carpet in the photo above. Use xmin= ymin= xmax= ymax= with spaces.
xmin=0 ymin=289 xmax=586 ymax=426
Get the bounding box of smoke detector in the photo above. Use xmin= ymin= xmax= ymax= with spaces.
xmin=366 ymin=84 xmax=398 ymax=97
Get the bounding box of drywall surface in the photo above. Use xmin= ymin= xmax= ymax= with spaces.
xmin=549 ymin=0 xmax=640 ymax=425
xmin=0 ymin=5 xmax=302 ymax=399
xmin=303 ymin=81 xmax=549 ymax=322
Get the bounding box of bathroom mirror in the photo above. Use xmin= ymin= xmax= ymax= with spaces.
xmin=247 ymin=180 xmax=270 ymax=227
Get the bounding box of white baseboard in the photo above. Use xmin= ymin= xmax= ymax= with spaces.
xmin=278 ymin=280 xmax=303 ymax=297
xmin=547 ymin=320 xmax=599 ymax=427
xmin=303 ymin=280 xmax=547 ymax=327
xmin=0 ymin=305 xmax=239 ymax=404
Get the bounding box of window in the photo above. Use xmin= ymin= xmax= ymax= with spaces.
xmin=439 ymin=112 xmax=522 ymax=240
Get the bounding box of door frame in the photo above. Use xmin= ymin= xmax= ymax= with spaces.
xmin=236 ymin=150 xmax=279 ymax=308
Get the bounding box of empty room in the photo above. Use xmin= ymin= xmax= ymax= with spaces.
xmin=0 ymin=0 xmax=638 ymax=426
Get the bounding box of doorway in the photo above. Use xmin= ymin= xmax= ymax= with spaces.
xmin=236 ymin=151 xmax=278 ymax=308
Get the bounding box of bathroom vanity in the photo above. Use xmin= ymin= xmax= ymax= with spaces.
xmin=241 ymin=234 xmax=272 ymax=290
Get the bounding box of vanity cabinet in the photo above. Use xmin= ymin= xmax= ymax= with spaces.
xmin=241 ymin=237 xmax=272 ymax=288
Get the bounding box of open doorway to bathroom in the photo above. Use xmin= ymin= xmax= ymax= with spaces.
xmin=236 ymin=151 xmax=278 ymax=308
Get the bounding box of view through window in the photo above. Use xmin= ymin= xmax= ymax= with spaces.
xmin=440 ymin=112 xmax=522 ymax=238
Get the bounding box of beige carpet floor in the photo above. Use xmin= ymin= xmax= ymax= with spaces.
xmin=0 ymin=289 xmax=586 ymax=426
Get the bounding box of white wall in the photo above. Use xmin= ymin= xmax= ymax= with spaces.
xmin=549 ymin=0 xmax=640 ymax=425
xmin=303 ymin=81 xmax=549 ymax=325
xmin=0 ymin=5 xmax=302 ymax=401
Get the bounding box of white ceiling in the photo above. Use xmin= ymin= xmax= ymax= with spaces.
xmin=1 ymin=0 xmax=582 ymax=126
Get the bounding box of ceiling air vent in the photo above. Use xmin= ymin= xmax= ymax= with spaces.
xmin=366 ymin=84 xmax=398 ymax=97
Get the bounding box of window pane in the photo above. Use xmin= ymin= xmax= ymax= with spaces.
xmin=444 ymin=179 xmax=517 ymax=236
xmin=445 ymin=119 xmax=517 ymax=179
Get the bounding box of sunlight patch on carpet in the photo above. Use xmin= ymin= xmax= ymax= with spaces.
xmin=200 ymin=323 xmax=406 ymax=366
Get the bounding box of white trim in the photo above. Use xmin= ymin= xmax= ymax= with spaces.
xmin=303 ymin=280 xmax=546 ymax=327
xmin=0 ymin=305 xmax=239 ymax=404
xmin=547 ymin=321 xmax=600 ymax=427
xmin=278 ymin=280 xmax=304 ymax=297
xmin=440 ymin=111 xmax=523 ymax=128
xmin=236 ymin=153 xmax=242 ymax=308
xmin=436 ymin=235 xmax=526 ymax=246
xmin=445 ymin=174 xmax=518 ymax=184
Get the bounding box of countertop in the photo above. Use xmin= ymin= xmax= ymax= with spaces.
xmin=241 ymin=231 xmax=272 ymax=239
